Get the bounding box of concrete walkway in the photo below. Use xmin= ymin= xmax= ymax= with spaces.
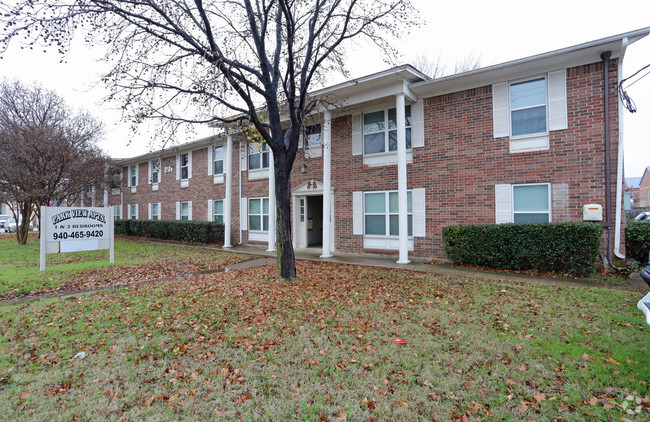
xmin=227 ymin=244 xmax=650 ymax=293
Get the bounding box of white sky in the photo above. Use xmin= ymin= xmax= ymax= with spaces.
xmin=0 ymin=0 xmax=649 ymax=176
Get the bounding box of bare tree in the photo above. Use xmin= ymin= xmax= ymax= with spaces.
xmin=0 ymin=0 xmax=418 ymax=279
xmin=409 ymin=53 xmax=482 ymax=78
xmin=0 ymin=80 xmax=115 ymax=244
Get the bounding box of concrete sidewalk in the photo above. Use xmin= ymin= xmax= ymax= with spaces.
xmin=226 ymin=244 xmax=650 ymax=293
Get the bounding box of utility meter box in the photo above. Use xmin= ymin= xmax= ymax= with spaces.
xmin=583 ymin=204 xmax=603 ymax=221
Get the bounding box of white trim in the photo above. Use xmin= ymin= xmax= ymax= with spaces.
xmin=352 ymin=192 xmax=363 ymax=235
xmin=410 ymin=99 xmax=425 ymax=148
xmin=495 ymin=184 xmax=512 ymax=224
xmin=548 ymin=69 xmax=568 ymax=131
xmin=240 ymin=197 xmax=248 ymax=231
xmin=207 ymin=199 xmax=213 ymax=221
xmin=412 ymin=188 xmax=426 ymax=237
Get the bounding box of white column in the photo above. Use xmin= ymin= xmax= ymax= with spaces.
xmin=91 ymin=186 xmax=96 ymax=207
xmin=267 ymin=150 xmax=276 ymax=251
xmin=103 ymin=189 xmax=109 ymax=208
xmin=223 ymin=135 xmax=233 ymax=248
xmin=396 ymin=94 xmax=410 ymax=264
xmin=321 ymin=110 xmax=333 ymax=258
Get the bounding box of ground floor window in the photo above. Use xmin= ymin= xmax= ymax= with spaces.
xmin=513 ymin=184 xmax=550 ymax=223
xmin=129 ymin=204 xmax=138 ymax=220
xmin=151 ymin=203 xmax=160 ymax=220
xmin=249 ymin=197 xmax=269 ymax=232
xmin=179 ymin=201 xmax=191 ymax=221
xmin=213 ymin=200 xmax=224 ymax=223
xmin=113 ymin=205 xmax=121 ymax=220
xmin=364 ymin=191 xmax=412 ymax=236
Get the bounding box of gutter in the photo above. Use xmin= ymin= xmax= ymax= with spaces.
xmin=614 ymin=37 xmax=630 ymax=259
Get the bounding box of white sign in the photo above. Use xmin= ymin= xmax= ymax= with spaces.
xmin=40 ymin=206 xmax=114 ymax=271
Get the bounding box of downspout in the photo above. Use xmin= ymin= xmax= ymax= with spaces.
xmin=614 ymin=37 xmax=629 ymax=259
xmin=601 ymin=50 xmax=615 ymax=267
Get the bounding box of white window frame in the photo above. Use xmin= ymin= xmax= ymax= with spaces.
xmin=361 ymin=104 xmax=413 ymax=167
xmin=129 ymin=203 xmax=138 ymax=220
xmin=362 ymin=190 xmax=414 ymax=251
xmin=150 ymin=202 xmax=161 ymax=220
xmin=248 ymin=197 xmax=269 ymax=241
xmin=511 ymin=183 xmax=551 ymax=223
xmin=113 ymin=205 xmax=121 ymax=220
xmin=213 ymin=145 xmax=224 ymax=176
xmin=179 ymin=201 xmax=190 ymax=221
xmin=213 ymin=199 xmax=224 ymax=223
xmin=180 ymin=153 xmax=190 ymax=180
xmin=493 ymin=70 xmax=566 ymax=154
xmin=248 ymin=142 xmax=270 ymax=179
xmin=363 ymin=105 xmax=412 ymax=155
xmin=150 ymin=159 xmax=160 ymax=189
xmin=129 ymin=165 xmax=138 ymax=193
xmin=304 ymin=124 xmax=323 ymax=158
xmin=495 ymin=183 xmax=552 ymax=224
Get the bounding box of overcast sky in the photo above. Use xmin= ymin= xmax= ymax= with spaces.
xmin=0 ymin=0 xmax=649 ymax=176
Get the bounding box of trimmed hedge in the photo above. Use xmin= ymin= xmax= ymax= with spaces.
xmin=114 ymin=219 xmax=224 ymax=244
xmin=626 ymin=222 xmax=650 ymax=265
xmin=442 ymin=222 xmax=603 ymax=276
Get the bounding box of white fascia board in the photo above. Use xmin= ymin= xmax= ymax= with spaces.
xmin=411 ymin=27 xmax=650 ymax=98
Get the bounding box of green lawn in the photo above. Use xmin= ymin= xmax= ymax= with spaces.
xmin=1 ymin=260 xmax=648 ymax=421
xmin=0 ymin=235 xmax=250 ymax=297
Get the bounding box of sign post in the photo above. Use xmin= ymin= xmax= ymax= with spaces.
xmin=40 ymin=206 xmax=114 ymax=271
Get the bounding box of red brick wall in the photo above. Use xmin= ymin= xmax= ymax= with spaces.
xmin=121 ymin=59 xmax=621 ymax=260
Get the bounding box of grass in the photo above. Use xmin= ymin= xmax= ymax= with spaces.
xmin=0 ymin=234 xmax=251 ymax=297
xmin=0 ymin=260 xmax=648 ymax=421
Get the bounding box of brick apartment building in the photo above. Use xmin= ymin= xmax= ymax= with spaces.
xmin=109 ymin=28 xmax=650 ymax=263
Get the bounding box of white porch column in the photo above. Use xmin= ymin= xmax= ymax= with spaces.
xmin=321 ymin=110 xmax=333 ymax=258
xmin=223 ymin=135 xmax=233 ymax=248
xmin=103 ymin=189 xmax=108 ymax=208
xmin=91 ymin=187 xmax=96 ymax=207
xmin=267 ymin=150 xmax=276 ymax=251
xmin=396 ymin=94 xmax=410 ymax=264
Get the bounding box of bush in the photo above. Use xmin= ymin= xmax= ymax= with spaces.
xmin=625 ymin=222 xmax=650 ymax=265
xmin=114 ymin=219 xmax=224 ymax=244
xmin=442 ymin=222 xmax=603 ymax=276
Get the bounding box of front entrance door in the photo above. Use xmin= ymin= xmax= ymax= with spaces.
xmin=306 ymin=195 xmax=323 ymax=247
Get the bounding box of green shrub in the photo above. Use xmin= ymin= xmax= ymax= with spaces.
xmin=625 ymin=222 xmax=650 ymax=265
xmin=442 ymin=222 xmax=602 ymax=276
xmin=114 ymin=219 xmax=224 ymax=244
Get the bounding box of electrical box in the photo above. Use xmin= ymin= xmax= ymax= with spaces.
xmin=583 ymin=204 xmax=603 ymax=222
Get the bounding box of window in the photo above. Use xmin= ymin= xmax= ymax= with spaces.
xmin=130 ymin=165 xmax=137 ymax=186
xmin=495 ymin=183 xmax=551 ymax=224
xmin=213 ymin=200 xmax=223 ymax=223
xmin=180 ymin=153 xmax=189 ymax=180
xmin=248 ymin=198 xmax=269 ymax=231
xmin=151 ymin=160 xmax=160 ymax=184
xmin=513 ymin=184 xmax=550 ymax=223
xmin=363 ymin=106 xmax=411 ymax=155
xmin=129 ymin=204 xmax=138 ymax=220
xmin=113 ymin=205 xmax=121 ymax=220
xmin=305 ymin=125 xmax=321 ymax=148
xmin=151 ymin=203 xmax=160 ymax=220
xmin=364 ymin=191 xmax=412 ymax=236
xmin=248 ymin=142 xmax=270 ymax=170
xmin=179 ymin=201 xmax=189 ymax=220
xmin=214 ymin=145 xmax=224 ymax=175
xmin=510 ymin=78 xmax=547 ymax=137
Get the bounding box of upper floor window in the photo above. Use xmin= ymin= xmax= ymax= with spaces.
xmin=214 ymin=145 xmax=224 ymax=175
xmin=249 ymin=142 xmax=270 ymax=170
xmin=151 ymin=159 xmax=160 ymax=184
xmin=363 ymin=106 xmax=411 ymax=155
xmin=130 ymin=165 xmax=137 ymax=186
xmin=510 ymin=78 xmax=547 ymax=137
xmin=180 ymin=153 xmax=189 ymax=180
xmin=305 ymin=125 xmax=321 ymax=148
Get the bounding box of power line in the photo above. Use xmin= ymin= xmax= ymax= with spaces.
xmin=619 ymin=62 xmax=650 ymax=113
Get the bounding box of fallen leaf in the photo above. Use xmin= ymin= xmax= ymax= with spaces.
xmin=18 ymin=391 xmax=30 ymax=400
xmin=393 ymin=400 xmax=408 ymax=407
xmin=599 ymin=357 xmax=620 ymax=365
xmin=582 ymin=353 xmax=595 ymax=361
xmin=516 ymin=364 xmax=527 ymax=372
xmin=533 ymin=392 xmax=546 ymax=403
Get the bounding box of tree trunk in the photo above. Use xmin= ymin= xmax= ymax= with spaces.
xmin=16 ymin=202 xmax=31 ymax=245
xmin=274 ymin=151 xmax=296 ymax=280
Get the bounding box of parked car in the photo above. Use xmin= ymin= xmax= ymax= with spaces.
xmin=634 ymin=212 xmax=650 ymax=221
xmin=0 ymin=215 xmax=11 ymax=230
xmin=4 ymin=217 xmax=35 ymax=233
